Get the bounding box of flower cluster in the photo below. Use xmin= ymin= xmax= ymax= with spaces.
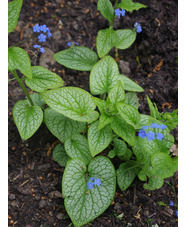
xmin=138 ymin=123 xmax=167 ymax=141
xmin=67 ymin=41 xmax=79 ymax=47
xmin=115 ymin=8 xmax=126 ymax=18
xmin=134 ymin=22 xmax=142 ymax=33
xmin=32 ymin=24 xmax=52 ymax=53
xmin=87 ymin=177 xmax=101 ymax=189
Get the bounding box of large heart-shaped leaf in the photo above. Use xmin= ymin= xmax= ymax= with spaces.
xmin=54 ymin=46 xmax=98 ymax=71
xmin=90 ymin=56 xmax=120 ymax=95
xmin=96 ymin=28 xmax=117 ymax=58
xmin=25 ymin=66 xmax=64 ymax=92
xmin=62 ymin=156 xmax=116 ymax=227
xmin=44 ymin=107 xmax=86 ymax=143
xmin=8 ymin=0 xmax=23 ymax=33
xmin=111 ymin=115 xmax=136 ymax=146
xmin=117 ymin=0 xmax=147 ymax=12
xmin=8 ymin=47 xmax=32 ymax=79
xmin=125 ymin=92 xmax=139 ymax=110
xmin=116 ymin=103 xmax=140 ymax=127
xmin=41 ymin=87 xmax=99 ymax=123
xmin=53 ymin=143 xmax=69 ymax=167
xmin=115 ymin=29 xmax=136 ymax=50
xmin=88 ymin=121 xmax=113 ymax=157
xmin=12 ymin=100 xmax=43 ymax=140
xmin=97 ymin=0 xmax=114 ymax=23
xmin=64 ymin=134 xmax=92 ymax=165
xmin=107 ymin=80 xmax=125 ymax=105
xmin=119 ymin=74 xmax=144 ymax=92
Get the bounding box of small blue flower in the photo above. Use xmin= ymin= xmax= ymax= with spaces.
xmin=169 ymin=201 xmax=174 ymax=206
xmin=138 ymin=130 xmax=147 ymax=139
xmin=40 ymin=47 xmax=45 ymax=53
xmin=40 ymin=24 xmax=48 ymax=33
xmin=90 ymin=177 xmax=95 ymax=181
xmin=87 ymin=181 xmax=94 ymax=189
xmin=121 ymin=9 xmax=126 ymax=16
xmin=142 ymin=126 xmax=150 ymax=130
xmin=67 ymin=42 xmax=72 ymax=47
xmin=38 ymin=34 xmax=46 ymax=42
xmin=156 ymin=133 xmax=164 ymax=141
xmin=33 ymin=24 xmax=41 ymax=32
xmin=151 ymin=123 xmax=160 ymax=128
xmin=134 ymin=22 xmax=142 ymax=33
xmin=115 ymin=8 xmax=126 ymax=18
xmin=33 ymin=44 xmax=41 ymax=49
xmin=146 ymin=131 xmax=155 ymax=140
xmin=160 ymin=124 xmax=167 ymax=129
xmin=48 ymin=32 xmax=52 ymax=38
xmin=94 ymin=178 xmax=101 ymax=186
xmin=176 ymin=210 xmax=178 ymax=218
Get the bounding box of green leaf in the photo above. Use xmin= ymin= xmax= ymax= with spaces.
xmin=90 ymin=56 xmax=120 ymax=95
xmin=125 ymin=92 xmax=139 ymax=110
xmin=117 ymin=161 xmax=137 ymax=191
xmin=111 ymin=138 xmax=132 ymax=160
xmin=62 ymin=156 xmax=116 ymax=227
xmin=88 ymin=121 xmax=113 ymax=157
xmin=111 ymin=115 xmax=136 ymax=146
xmin=97 ymin=0 xmax=114 ymax=23
xmin=116 ymin=103 xmax=140 ymax=127
xmin=25 ymin=66 xmax=64 ymax=92
xmin=53 ymin=143 xmax=69 ymax=167
xmin=64 ymin=134 xmax=92 ymax=165
xmin=117 ymin=0 xmax=147 ymax=12
xmin=8 ymin=47 xmax=32 ymax=79
xmin=115 ymin=29 xmax=136 ymax=49
xmin=12 ymin=100 xmax=43 ymax=140
xmin=44 ymin=107 xmax=86 ymax=143
xmin=8 ymin=0 xmax=23 ymax=33
xmin=26 ymin=93 xmax=45 ymax=108
xmin=151 ymin=153 xmax=178 ymax=179
xmin=146 ymin=95 xmax=159 ymax=118
xmin=54 ymin=46 xmax=98 ymax=71
xmin=96 ymin=28 xmax=117 ymax=58
xmin=119 ymin=74 xmax=144 ymax=92
xmin=98 ymin=113 xmax=114 ymax=130
xmin=143 ymin=175 xmax=164 ymax=190
xmin=41 ymin=87 xmax=99 ymax=123
xmin=107 ymin=80 xmax=125 ymax=105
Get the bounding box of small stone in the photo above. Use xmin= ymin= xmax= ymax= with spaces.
xmin=162 ymin=207 xmax=173 ymax=217
xmin=114 ymin=202 xmax=121 ymax=211
xmin=119 ymin=60 xmax=131 ymax=75
xmin=39 ymin=200 xmax=47 ymax=208
xmin=56 ymin=212 xmax=64 ymax=220
xmin=52 ymin=31 xmax=61 ymax=41
xmin=38 ymin=163 xmax=50 ymax=171
xmin=39 ymin=48 xmax=56 ymax=68
xmin=49 ymin=211 xmax=53 ymax=216
xmin=72 ymin=21 xmax=79 ymax=31
xmin=9 ymin=194 xmax=16 ymax=200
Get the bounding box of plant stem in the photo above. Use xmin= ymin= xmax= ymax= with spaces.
xmin=11 ymin=70 xmax=34 ymax=106
xmin=114 ymin=0 xmax=119 ymax=8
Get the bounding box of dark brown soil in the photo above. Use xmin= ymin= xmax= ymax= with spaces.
xmin=8 ymin=0 xmax=178 ymax=226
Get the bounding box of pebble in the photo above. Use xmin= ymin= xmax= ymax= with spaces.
xmin=39 ymin=199 xmax=47 ymax=209
xmin=56 ymin=212 xmax=64 ymax=220
xmin=118 ymin=60 xmax=131 ymax=75
xmin=9 ymin=194 xmax=16 ymax=200
xmin=52 ymin=31 xmax=62 ymax=41
xmin=38 ymin=163 xmax=50 ymax=171
xmin=39 ymin=48 xmax=56 ymax=68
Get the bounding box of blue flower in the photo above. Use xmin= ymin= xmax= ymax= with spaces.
xmin=33 ymin=24 xmax=41 ymax=32
xmin=90 ymin=177 xmax=95 ymax=181
xmin=176 ymin=210 xmax=178 ymax=217
xmin=160 ymin=124 xmax=167 ymax=129
xmin=156 ymin=133 xmax=164 ymax=141
xmin=134 ymin=22 xmax=142 ymax=33
xmin=67 ymin=41 xmax=79 ymax=47
xmin=94 ymin=178 xmax=101 ymax=186
xmin=33 ymin=44 xmax=41 ymax=49
xmin=142 ymin=126 xmax=150 ymax=130
xmin=87 ymin=181 xmax=94 ymax=189
xmin=48 ymin=32 xmax=52 ymax=37
xmin=115 ymin=8 xmax=126 ymax=18
xmin=40 ymin=47 xmax=45 ymax=53
xmin=38 ymin=34 xmax=46 ymax=42
xmin=138 ymin=130 xmax=147 ymax=139
xmin=146 ymin=131 xmax=155 ymax=140
xmin=169 ymin=201 xmax=174 ymax=206
xmin=151 ymin=123 xmax=160 ymax=128
xmin=40 ymin=24 xmax=48 ymax=33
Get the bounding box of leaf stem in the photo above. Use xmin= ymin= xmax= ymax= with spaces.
xmin=11 ymin=70 xmax=34 ymax=106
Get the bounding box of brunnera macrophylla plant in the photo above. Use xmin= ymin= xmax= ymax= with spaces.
xmin=8 ymin=0 xmax=178 ymax=226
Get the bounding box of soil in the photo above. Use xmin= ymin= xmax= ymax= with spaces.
xmin=8 ymin=0 xmax=178 ymax=226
